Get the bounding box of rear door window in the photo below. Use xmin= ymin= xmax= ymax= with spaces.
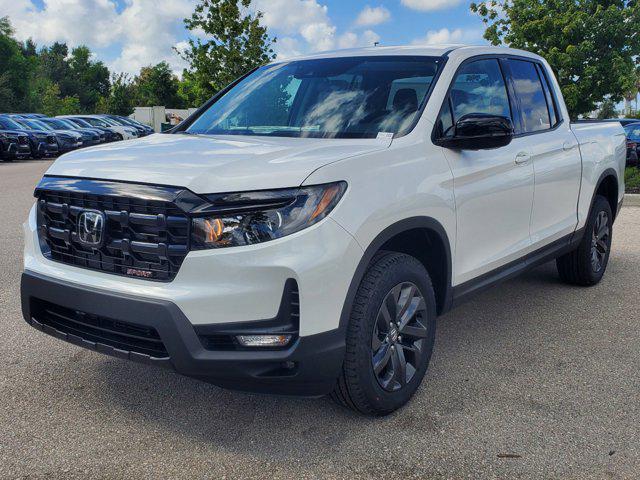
xmin=507 ymin=59 xmax=551 ymax=133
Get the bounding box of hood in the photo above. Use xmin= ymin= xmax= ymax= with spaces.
xmin=52 ymin=129 xmax=82 ymax=139
xmin=28 ymin=129 xmax=53 ymax=137
xmin=0 ymin=129 xmax=28 ymax=137
xmin=46 ymin=133 xmax=391 ymax=193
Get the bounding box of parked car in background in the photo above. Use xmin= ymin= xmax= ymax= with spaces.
xmin=624 ymin=122 xmax=640 ymax=167
xmin=39 ymin=118 xmax=101 ymax=147
xmin=618 ymin=119 xmax=640 ymax=127
xmin=0 ymin=115 xmax=59 ymax=158
xmin=12 ymin=113 xmax=47 ymax=119
xmin=16 ymin=118 xmax=84 ymax=154
xmin=577 ymin=118 xmax=640 ymax=127
xmin=0 ymin=129 xmax=30 ymax=161
xmin=125 ymin=116 xmax=155 ymax=135
xmin=102 ymin=114 xmax=153 ymax=136
xmin=63 ymin=115 xmax=139 ymax=140
xmin=55 ymin=117 xmax=108 ymax=144
xmin=63 ymin=117 xmax=121 ymax=142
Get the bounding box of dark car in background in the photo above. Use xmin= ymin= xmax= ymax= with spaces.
xmin=39 ymin=118 xmax=101 ymax=147
xmin=55 ymin=117 xmax=108 ymax=143
xmin=0 ymin=115 xmax=59 ymax=158
xmin=11 ymin=113 xmax=47 ymax=120
xmin=16 ymin=118 xmax=84 ymax=154
xmin=0 ymin=129 xmax=31 ymax=161
xmin=102 ymin=114 xmax=153 ymax=136
xmin=624 ymin=123 xmax=640 ymax=167
xmin=61 ymin=117 xmax=121 ymax=142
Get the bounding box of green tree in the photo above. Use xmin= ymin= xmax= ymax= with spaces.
xmin=0 ymin=16 xmax=37 ymax=112
xmin=134 ymin=62 xmax=183 ymax=107
xmin=596 ymin=98 xmax=618 ymax=119
xmin=180 ymin=0 xmax=276 ymax=105
xmin=96 ymin=73 xmax=136 ymax=116
xmin=68 ymin=46 xmax=111 ymax=112
xmin=471 ymin=0 xmax=640 ymax=119
xmin=39 ymin=81 xmax=80 ymax=116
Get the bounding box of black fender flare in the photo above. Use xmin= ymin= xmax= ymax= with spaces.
xmin=591 ymin=168 xmax=620 ymax=219
xmin=338 ymin=216 xmax=453 ymax=330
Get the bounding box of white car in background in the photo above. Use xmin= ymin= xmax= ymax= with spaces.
xmin=58 ymin=115 xmax=139 ymax=140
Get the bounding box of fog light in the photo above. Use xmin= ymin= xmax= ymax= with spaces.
xmin=236 ymin=334 xmax=293 ymax=348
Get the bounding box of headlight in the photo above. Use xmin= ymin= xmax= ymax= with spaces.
xmin=192 ymin=182 xmax=347 ymax=249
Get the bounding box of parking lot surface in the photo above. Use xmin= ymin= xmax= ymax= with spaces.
xmin=1 ymin=160 xmax=639 ymax=479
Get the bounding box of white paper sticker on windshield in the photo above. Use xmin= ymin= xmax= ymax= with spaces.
xmin=377 ymin=132 xmax=394 ymax=140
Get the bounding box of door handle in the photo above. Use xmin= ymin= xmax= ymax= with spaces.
xmin=563 ymin=141 xmax=575 ymax=151
xmin=515 ymin=152 xmax=531 ymax=165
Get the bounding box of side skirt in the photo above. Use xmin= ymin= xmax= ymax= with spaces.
xmin=451 ymin=227 xmax=585 ymax=309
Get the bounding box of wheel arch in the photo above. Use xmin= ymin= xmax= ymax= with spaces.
xmin=339 ymin=217 xmax=453 ymax=329
xmin=592 ymin=168 xmax=620 ymax=220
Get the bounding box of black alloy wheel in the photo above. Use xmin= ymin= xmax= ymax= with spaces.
xmin=372 ymin=282 xmax=428 ymax=392
xmin=557 ymin=195 xmax=613 ymax=286
xmin=590 ymin=211 xmax=610 ymax=273
xmin=332 ymin=252 xmax=437 ymax=416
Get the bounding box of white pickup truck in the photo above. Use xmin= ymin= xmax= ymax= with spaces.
xmin=22 ymin=45 xmax=626 ymax=416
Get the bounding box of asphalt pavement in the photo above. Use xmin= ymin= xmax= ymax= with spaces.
xmin=1 ymin=159 xmax=639 ymax=479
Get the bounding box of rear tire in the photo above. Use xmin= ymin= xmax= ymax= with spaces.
xmin=332 ymin=252 xmax=437 ymax=416
xmin=556 ymin=195 xmax=613 ymax=286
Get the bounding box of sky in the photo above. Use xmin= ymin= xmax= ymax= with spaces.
xmin=0 ymin=0 xmax=489 ymax=75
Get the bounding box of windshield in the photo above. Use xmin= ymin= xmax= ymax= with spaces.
xmin=42 ymin=118 xmax=72 ymax=130
xmin=30 ymin=120 xmax=53 ymax=131
xmin=186 ymin=56 xmax=441 ymax=139
xmin=100 ymin=117 xmax=119 ymax=127
xmin=82 ymin=117 xmax=109 ymax=127
xmin=0 ymin=117 xmax=24 ymax=130
xmin=625 ymin=124 xmax=640 ymax=141
xmin=67 ymin=118 xmax=91 ymax=128
xmin=60 ymin=119 xmax=82 ymax=129
xmin=29 ymin=120 xmax=53 ymax=131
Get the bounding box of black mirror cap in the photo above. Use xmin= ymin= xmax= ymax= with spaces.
xmin=435 ymin=113 xmax=514 ymax=150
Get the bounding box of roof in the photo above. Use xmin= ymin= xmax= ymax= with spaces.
xmin=275 ymin=44 xmax=544 ymax=63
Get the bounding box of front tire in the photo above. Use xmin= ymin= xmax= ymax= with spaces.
xmin=332 ymin=252 xmax=437 ymax=416
xmin=556 ymin=195 xmax=613 ymax=286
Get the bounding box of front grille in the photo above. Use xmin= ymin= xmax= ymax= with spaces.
xmin=36 ymin=184 xmax=191 ymax=281
xmin=31 ymin=299 xmax=169 ymax=358
xmin=47 ymin=136 xmax=57 ymax=144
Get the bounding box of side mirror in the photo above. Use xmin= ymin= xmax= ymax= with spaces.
xmin=435 ymin=113 xmax=514 ymax=150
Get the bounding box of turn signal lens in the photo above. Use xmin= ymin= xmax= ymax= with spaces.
xmin=236 ymin=334 xmax=293 ymax=348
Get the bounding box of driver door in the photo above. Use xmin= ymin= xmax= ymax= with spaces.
xmin=436 ymin=58 xmax=535 ymax=286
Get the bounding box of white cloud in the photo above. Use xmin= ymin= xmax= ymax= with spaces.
xmin=1 ymin=0 xmax=194 ymax=75
xmin=275 ymin=37 xmax=304 ymax=60
xmin=2 ymin=0 xmax=122 ymax=48
xmin=110 ymin=0 xmax=194 ymax=75
xmin=254 ymin=0 xmax=329 ymax=34
xmin=254 ymin=0 xmax=337 ymax=54
xmin=338 ymin=30 xmax=380 ymax=49
xmin=1 ymin=0 xmax=383 ymax=72
xmin=355 ymin=6 xmax=390 ymax=27
xmin=414 ymin=28 xmax=463 ymax=44
xmin=412 ymin=27 xmax=485 ymax=45
xmin=401 ymin=0 xmax=465 ymax=12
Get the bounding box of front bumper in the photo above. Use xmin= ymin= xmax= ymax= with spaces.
xmin=21 ymin=271 xmax=346 ymax=396
xmin=2 ymin=141 xmax=31 ymax=159
xmin=24 ymin=203 xmax=362 ymax=336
